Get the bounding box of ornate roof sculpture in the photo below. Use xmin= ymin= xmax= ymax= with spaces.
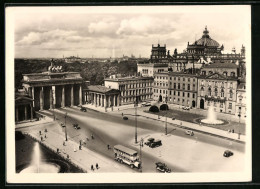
xmin=192 ymin=26 xmax=220 ymax=47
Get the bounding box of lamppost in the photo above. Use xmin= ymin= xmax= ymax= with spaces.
xmin=135 ymin=93 xmax=139 ymax=144
xmin=65 ymin=112 xmax=68 ymax=141
xmin=52 ymin=89 xmax=56 ymax=120
xmin=165 ymin=95 xmax=168 ymax=135
xmin=139 ymin=138 xmax=143 ymax=172
xmin=238 ymin=112 xmax=241 ymax=139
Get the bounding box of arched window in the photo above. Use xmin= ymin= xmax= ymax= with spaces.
xmin=223 ymin=72 xmax=227 ymax=76
xmin=221 ymin=88 xmax=224 ymax=97
xmin=215 ymin=88 xmax=218 ymax=96
xmin=208 ymin=87 xmax=212 ymax=96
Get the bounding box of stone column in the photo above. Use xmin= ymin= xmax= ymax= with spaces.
xmin=71 ymin=85 xmax=74 ymax=106
xmin=107 ymin=95 xmax=110 ymax=107
xmin=79 ymin=85 xmax=82 ymax=105
xmin=113 ymin=95 xmax=116 ymax=106
xmin=24 ymin=105 xmax=28 ymax=120
xmin=105 ymin=95 xmax=107 ymax=108
xmin=117 ymin=95 xmax=120 ymax=106
xmin=15 ymin=107 xmax=19 ymax=122
xmin=32 ymin=87 xmax=35 ymax=107
xmin=40 ymin=87 xmax=44 ymax=110
xmin=50 ymin=88 xmax=53 ymax=109
xmin=61 ymin=85 xmax=65 ymax=108
xmin=102 ymin=95 xmax=104 ymax=107
xmin=94 ymin=93 xmax=97 ymax=107
xmin=30 ymin=103 xmax=33 ymax=120
xmin=52 ymin=86 xmax=56 ymax=108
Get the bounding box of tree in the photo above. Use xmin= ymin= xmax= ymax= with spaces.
xmin=160 ymin=104 xmax=169 ymax=111
xmin=149 ymin=105 xmax=159 ymax=112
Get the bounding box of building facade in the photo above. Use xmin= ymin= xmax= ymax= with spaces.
xmin=235 ymin=82 xmax=246 ymax=120
xmin=104 ymin=75 xmax=154 ymax=105
xmin=153 ymin=72 xmax=169 ymax=103
xmin=15 ymin=93 xmax=35 ymax=123
xmin=22 ymin=63 xmax=84 ymax=111
xmin=137 ymin=63 xmax=168 ymax=77
xmin=197 ymin=74 xmax=237 ymax=114
xmin=84 ymin=85 xmax=121 ymax=110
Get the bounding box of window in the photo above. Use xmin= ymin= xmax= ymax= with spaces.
xmin=174 ymin=77 xmax=176 ymax=80
xmin=229 ymin=89 xmax=233 ymax=98
xmin=182 ymin=99 xmax=185 ymax=102
xmin=183 ymin=92 xmax=185 ymax=97
xmin=214 ymin=101 xmax=216 ymax=106
xmin=208 ymin=87 xmax=212 ymax=96
xmin=188 ymin=84 xmax=190 ymax=90
xmin=188 ymin=78 xmax=190 ymax=82
xmin=221 ymin=88 xmax=224 ymax=97
xmin=174 ymin=91 xmax=176 ymax=95
xmin=170 ymin=90 xmax=172 ymax=95
xmin=229 ymin=103 xmax=232 ymax=109
xmin=215 ymin=88 xmax=218 ymax=96
xmin=160 ymin=90 xmax=161 ymax=93
xmin=223 ymin=72 xmax=227 ymax=76
xmin=163 ymin=90 xmax=165 ymax=94
xmin=174 ymin=83 xmax=176 ymax=89
xmin=220 ymin=102 xmax=223 ymax=108
xmin=193 ymin=78 xmax=195 ymax=82
xmin=188 ymin=93 xmax=190 ymax=97
xmin=178 ymin=84 xmax=180 ymax=89
xmin=183 ymin=84 xmax=185 ymax=90
xmin=193 ymin=93 xmax=195 ymax=98
xmin=178 ymin=77 xmax=180 ymax=81
xmin=193 ymin=84 xmax=195 ymax=89
xmin=170 ymin=77 xmax=172 ymax=80
xmin=183 ymin=78 xmax=185 ymax=81
xmin=178 ymin=92 xmax=180 ymax=96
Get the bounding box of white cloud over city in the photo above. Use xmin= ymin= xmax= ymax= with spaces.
xmin=12 ymin=6 xmax=250 ymax=58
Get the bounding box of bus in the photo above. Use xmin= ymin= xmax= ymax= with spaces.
xmin=113 ymin=145 xmax=141 ymax=169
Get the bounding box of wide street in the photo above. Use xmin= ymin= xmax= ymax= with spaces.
xmin=38 ymin=106 xmax=245 ymax=173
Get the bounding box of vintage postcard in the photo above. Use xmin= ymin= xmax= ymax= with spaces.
xmin=6 ymin=5 xmax=251 ymax=183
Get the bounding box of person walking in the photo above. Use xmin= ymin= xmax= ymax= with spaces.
xmin=91 ymin=134 xmax=94 ymax=139
xmin=96 ymin=163 xmax=99 ymax=169
xmin=91 ymin=165 xmax=94 ymax=171
xmin=44 ymin=134 xmax=47 ymax=138
xmin=107 ymin=144 xmax=110 ymax=150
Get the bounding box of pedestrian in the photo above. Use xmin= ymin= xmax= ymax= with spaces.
xmin=44 ymin=134 xmax=47 ymax=138
xmin=83 ymin=140 xmax=86 ymax=145
xmin=96 ymin=163 xmax=99 ymax=169
xmin=63 ymin=141 xmax=65 ymax=146
xmin=45 ymin=128 xmax=48 ymax=132
xmin=91 ymin=165 xmax=94 ymax=171
xmin=39 ymin=131 xmax=41 ymax=135
xmin=91 ymin=134 xmax=94 ymax=139
xmin=86 ymin=137 xmax=89 ymax=141
xmin=41 ymin=136 xmax=43 ymax=141
xmin=80 ymin=140 xmax=82 ymax=146
xmin=67 ymin=154 xmax=70 ymax=159
xmin=122 ymin=113 xmax=123 ymax=116
xmin=180 ymin=122 xmax=182 ymax=126
xmin=57 ymin=148 xmax=59 ymax=153
xmin=107 ymin=144 xmax=110 ymax=150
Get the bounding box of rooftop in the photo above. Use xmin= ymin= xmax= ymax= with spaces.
xmin=87 ymin=85 xmax=120 ymax=93
xmin=137 ymin=63 xmax=168 ymax=67
xmin=105 ymin=76 xmax=153 ymax=82
xmin=203 ymin=62 xmax=238 ymax=69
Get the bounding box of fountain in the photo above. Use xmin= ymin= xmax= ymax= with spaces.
xmin=20 ymin=142 xmax=60 ymax=173
xmin=201 ymin=105 xmax=224 ymax=125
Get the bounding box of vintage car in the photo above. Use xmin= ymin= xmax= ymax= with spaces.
xmin=123 ymin=116 xmax=128 ymax=120
xmin=73 ymin=123 xmax=80 ymax=130
xmin=185 ymin=130 xmax=194 ymax=136
xmin=80 ymin=107 xmax=87 ymax=112
xmin=223 ymin=150 xmax=234 ymax=157
xmin=149 ymin=139 xmax=162 ymax=148
xmin=155 ymin=162 xmax=171 ymax=173
xmin=144 ymin=138 xmax=155 ymax=146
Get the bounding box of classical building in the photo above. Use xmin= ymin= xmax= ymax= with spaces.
xmin=235 ymin=82 xmax=246 ymax=120
xmin=153 ymin=72 xmax=198 ymax=107
xmin=150 ymin=44 xmax=172 ymax=63
xmin=137 ymin=63 xmax=168 ymax=77
xmin=15 ymin=92 xmax=35 ymax=123
xmin=22 ymin=62 xmax=84 ymax=111
xmin=153 ymin=72 xmax=169 ymax=103
xmin=84 ymin=85 xmax=121 ymax=110
xmin=197 ymin=63 xmax=239 ymax=114
xmin=104 ymin=75 xmax=154 ymax=105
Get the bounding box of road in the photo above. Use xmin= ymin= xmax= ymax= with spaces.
xmin=40 ymin=107 xmax=245 ymax=172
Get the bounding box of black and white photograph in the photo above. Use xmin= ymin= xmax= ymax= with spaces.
xmin=6 ymin=5 xmax=251 ymax=183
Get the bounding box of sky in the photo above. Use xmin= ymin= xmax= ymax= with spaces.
xmin=8 ymin=6 xmax=251 ymax=58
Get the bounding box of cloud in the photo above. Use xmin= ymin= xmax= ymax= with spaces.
xmin=88 ymin=21 xmax=118 ymax=35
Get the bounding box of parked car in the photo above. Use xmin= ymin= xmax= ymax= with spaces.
xmin=155 ymin=162 xmax=171 ymax=173
xmin=123 ymin=116 xmax=128 ymax=120
xmin=73 ymin=123 xmax=80 ymax=130
xmin=182 ymin=106 xmax=190 ymax=110
xmin=172 ymin=117 xmax=176 ymax=120
xmin=223 ymin=150 xmax=233 ymax=157
xmin=141 ymin=102 xmax=152 ymax=107
xmin=185 ymin=130 xmax=194 ymax=136
xmin=80 ymin=107 xmax=87 ymax=112
xmin=145 ymin=138 xmax=155 ymax=146
xmin=150 ymin=139 xmax=162 ymax=148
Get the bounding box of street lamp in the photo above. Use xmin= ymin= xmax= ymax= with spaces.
xmin=52 ymin=89 xmax=56 ymax=121
xmin=65 ymin=112 xmax=68 ymax=141
xmin=135 ymin=94 xmax=139 ymax=144
xmin=139 ymin=138 xmax=143 ymax=172
xmin=165 ymin=95 xmax=168 ymax=135
xmin=238 ymin=112 xmax=241 ymax=139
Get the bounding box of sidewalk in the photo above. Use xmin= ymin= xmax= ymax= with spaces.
xmin=82 ymin=103 xmax=139 ymax=112
xmin=19 ymin=122 xmax=135 ymax=173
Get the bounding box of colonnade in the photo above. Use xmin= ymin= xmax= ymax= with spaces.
xmin=86 ymin=92 xmax=120 ymax=108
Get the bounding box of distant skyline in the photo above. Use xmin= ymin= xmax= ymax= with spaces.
xmin=9 ymin=6 xmax=250 ymax=58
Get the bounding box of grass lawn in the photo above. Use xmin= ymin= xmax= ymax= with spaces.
xmin=144 ymin=108 xmax=246 ymax=135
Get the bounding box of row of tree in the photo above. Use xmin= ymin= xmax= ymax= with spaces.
xmin=15 ymin=59 xmax=138 ymax=89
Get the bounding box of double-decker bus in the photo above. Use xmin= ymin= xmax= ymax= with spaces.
xmin=113 ymin=145 xmax=141 ymax=169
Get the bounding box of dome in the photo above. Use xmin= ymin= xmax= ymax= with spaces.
xmin=192 ymin=26 xmax=220 ymax=47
